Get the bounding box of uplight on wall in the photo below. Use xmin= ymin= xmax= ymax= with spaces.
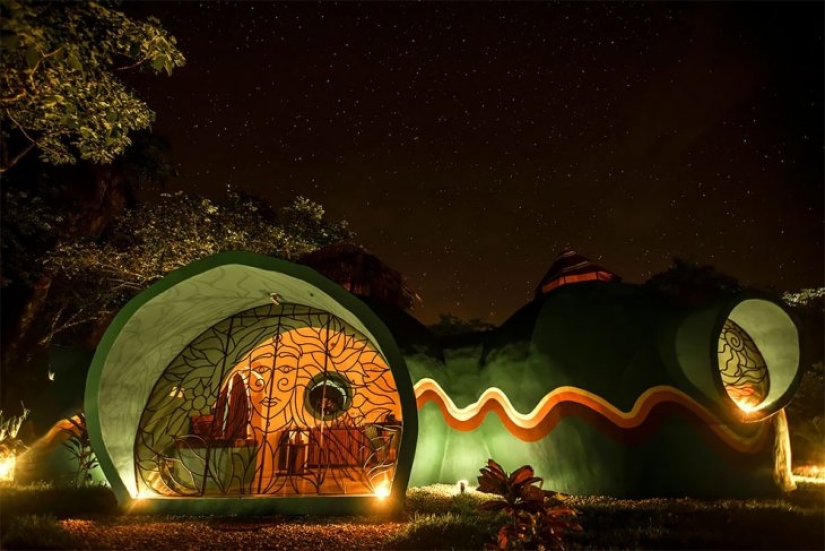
xmin=0 ymin=455 xmax=16 ymax=482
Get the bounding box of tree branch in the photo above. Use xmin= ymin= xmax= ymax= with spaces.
xmin=0 ymin=140 xmax=37 ymax=174
xmin=1 ymin=109 xmax=65 ymax=172
xmin=0 ymin=89 xmax=28 ymax=104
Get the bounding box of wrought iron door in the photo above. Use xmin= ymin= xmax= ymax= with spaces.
xmin=134 ymin=304 xmax=402 ymax=497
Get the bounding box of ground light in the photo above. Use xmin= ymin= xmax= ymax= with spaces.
xmin=0 ymin=456 xmax=16 ymax=481
xmin=793 ymin=464 xmax=825 ymax=485
xmin=374 ymin=481 xmax=391 ymax=498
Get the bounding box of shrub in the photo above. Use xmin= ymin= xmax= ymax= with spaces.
xmin=476 ymin=459 xmax=582 ymax=550
xmin=0 ymin=404 xmax=30 ymax=481
xmin=61 ymin=412 xmax=99 ymax=488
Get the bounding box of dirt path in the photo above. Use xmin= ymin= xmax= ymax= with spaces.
xmin=59 ymin=516 xmax=405 ymax=550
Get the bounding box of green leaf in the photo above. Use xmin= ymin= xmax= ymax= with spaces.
xmin=151 ymin=56 xmax=164 ymax=71
xmin=25 ymin=46 xmax=39 ymax=68
xmin=0 ymin=32 xmax=19 ymax=52
xmin=68 ymin=53 xmax=82 ymax=71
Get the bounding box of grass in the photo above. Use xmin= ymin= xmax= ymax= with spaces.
xmin=0 ymin=514 xmax=72 ymax=550
xmin=386 ymin=512 xmax=497 ymax=550
xmin=0 ymin=481 xmax=118 ymax=518
xmin=389 ymin=484 xmax=504 ymax=549
xmin=0 ymin=480 xmax=822 ymax=550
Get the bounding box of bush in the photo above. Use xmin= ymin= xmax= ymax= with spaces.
xmin=476 ymin=459 xmax=582 ymax=550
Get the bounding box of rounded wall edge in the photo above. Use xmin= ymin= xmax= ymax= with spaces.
xmin=669 ymin=292 xmax=805 ymax=423
xmin=86 ymin=251 xmax=417 ymax=510
xmin=715 ymin=293 xmax=805 ymax=419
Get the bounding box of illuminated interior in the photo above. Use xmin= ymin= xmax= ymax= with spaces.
xmin=134 ymin=304 xmax=402 ymax=498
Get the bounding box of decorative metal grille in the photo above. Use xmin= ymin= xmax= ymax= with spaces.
xmin=134 ymin=303 xmax=402 ymax=497
xmin=717 ymin=318 xmax=770 ymax=410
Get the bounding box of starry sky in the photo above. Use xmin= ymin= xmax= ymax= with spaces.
xmin=121 ymin=1 xmax=823 ymax=325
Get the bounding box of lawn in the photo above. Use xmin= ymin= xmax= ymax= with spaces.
xmin=1 ymin=481 xmax=822 ymax=550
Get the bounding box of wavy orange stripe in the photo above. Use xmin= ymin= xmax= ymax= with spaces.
xmin=414 ymin=378 xmax=768 ymax=453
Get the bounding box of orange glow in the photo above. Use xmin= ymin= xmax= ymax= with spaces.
xmin=0 ymin=455 xmax=16 ymax=481
xmin=793 ymin=464 xmax=825 ymax=482
xmin=374 ymin=480 xmax=391 ymax=498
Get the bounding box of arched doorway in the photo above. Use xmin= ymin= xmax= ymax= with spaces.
xmin=134 ymin=304 xmax=403 ymax=498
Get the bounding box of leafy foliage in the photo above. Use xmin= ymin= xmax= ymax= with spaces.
xmin=61 ymin=412 xmax=98 ymax=488
xmin=0 ymin=185 xmax=65 ymax=287
xmin=644 ymin=258 xmax=742 ymax=307
xmin=38 ymin=191 xmax=352 ymax=346
xmin=0 ymin=0 xmax=185 ymax=171
xmin=299 ymin=242 xmax=419 ymax=311
xmin=0 ymin=403 xmax=30 ymax=461
xmin=429 ymin=313 xmax=496 ymax=337
xmin=786 ymin=364 xmax=825 ymax=465
xmin=781 ymin=287 xmax=824 ymax=466
xmin=782 ymin=287 xmax=825 ymax=308
xmin=477 ymin=459 xmax=581 ymax=550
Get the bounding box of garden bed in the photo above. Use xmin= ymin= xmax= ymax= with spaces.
xmin=1 ymin=482 xmax=822 ymax=550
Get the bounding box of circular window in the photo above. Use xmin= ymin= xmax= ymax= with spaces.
xmin=304 ymin=372 xmax=353 ymax=421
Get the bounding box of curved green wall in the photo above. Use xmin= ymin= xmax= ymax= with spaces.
xmin=403 ymin=283 xmax=802 ymax=497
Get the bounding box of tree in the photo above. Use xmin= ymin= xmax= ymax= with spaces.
xmin=1 ymin=189 xmax=353 ymax=411
xmin=0 ymin=0 xmax=185 ymax=172
xmin=644 ymin=258 xmax=742 ymax=307
xmin=782 ymin=287 xmax=825 ymax=467
xmin=429 ymin=313 xmax=495 ymax=337
xmin=0 ymin=130 xmax=176 ymax=394
xmin=42 ymin=191 xmax=353 ymax=347
xmin=298 ymin=243 xmax=419 ymax=311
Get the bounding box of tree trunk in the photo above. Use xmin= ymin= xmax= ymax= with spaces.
xmin=772 ymin=408 xmax=797 ymax=492
xmin=1 ymin=271 xmax=53 ymax=412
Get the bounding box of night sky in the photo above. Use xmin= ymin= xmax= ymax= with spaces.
xmin=122 ymin=1 xmax=823 ymax=325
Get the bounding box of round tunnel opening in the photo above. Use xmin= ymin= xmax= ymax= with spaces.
xmin=717 ymin=299 xmax=801 ymax=420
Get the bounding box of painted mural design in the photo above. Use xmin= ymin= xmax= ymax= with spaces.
xmin=134 ymin=304 xmax=402 ymax=498
xmin=718 ymin=319 xmax=770 ymax=410
xmin=414 ymin=379 xmax=770 ymax=453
